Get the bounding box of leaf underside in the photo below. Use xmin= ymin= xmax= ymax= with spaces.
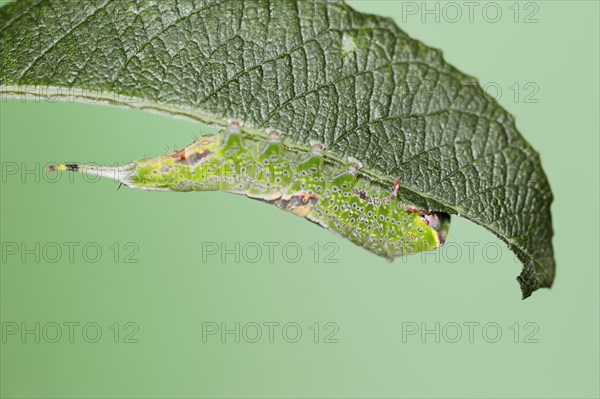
xmin=0 ymin=0 xmax=555 ymax=298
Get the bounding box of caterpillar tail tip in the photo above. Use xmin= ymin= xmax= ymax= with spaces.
xmin=46 ymin=162 xmax=137 ymax=184
xmin=46 ymin=163 xmax=79 ymax=172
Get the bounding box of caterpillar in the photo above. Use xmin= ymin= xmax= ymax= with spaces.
xmin=48 ymin=122 xmax=450 ymax=259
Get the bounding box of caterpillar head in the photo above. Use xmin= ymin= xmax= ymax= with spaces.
xmin=421 ymin=212 xmax=451 ymax=245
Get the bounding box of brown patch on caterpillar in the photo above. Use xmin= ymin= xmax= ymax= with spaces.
xmin=171 ymin=148 xmax=213 ymax=166
xmin=186 ymin=149 xmax=213 ymax=166
xmin=171 ymin=148 xmax=187 ymax=163
xmin=276 ymin=192 xmax=319 ymax=218
xmin=353 ymin=188 xmax=368 ymax=201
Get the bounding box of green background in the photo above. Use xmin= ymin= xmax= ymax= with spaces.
xmin=1 ymin=1 xmax=598 ymax=397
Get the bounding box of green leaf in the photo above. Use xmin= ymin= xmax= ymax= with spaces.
xmin=0 ymin=0 xmax=554 ymax=298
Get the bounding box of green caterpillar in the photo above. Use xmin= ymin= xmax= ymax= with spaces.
xmin=49 ymin=122 xmax=450 ymax=259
